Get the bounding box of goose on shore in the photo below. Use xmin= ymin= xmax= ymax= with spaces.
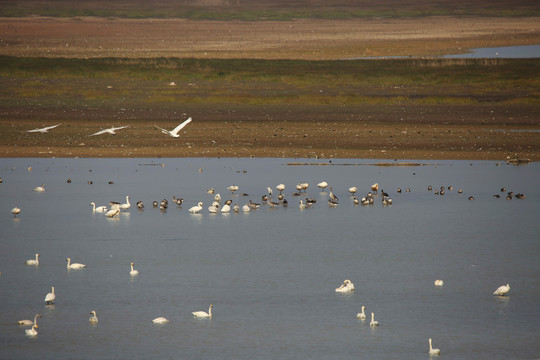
xmin=66 ymin=257 xmax=86 ymax=270
xmin=193 ymin=304 xmax=213 ymax=318
xmin=26 ymin=253 xmax=39 ymax=266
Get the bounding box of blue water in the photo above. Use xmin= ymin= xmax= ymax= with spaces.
xmin=1 ymin=158 xmax=539 ymax=359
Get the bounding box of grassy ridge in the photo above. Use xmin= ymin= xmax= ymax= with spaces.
xmin=1 ymin=56 xmax=539 ymax=109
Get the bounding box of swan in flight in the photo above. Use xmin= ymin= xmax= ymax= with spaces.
xmin=434 ymin=279 xmax=444 ymax=286
xmin=155 ymin=117 xmax=192 ymax=138
xmin=189 ymin=202 xmax=203 ymax=214
xmin=89 ymin=311 xmax=98 ymax=324
xmin=356 ymin=306 xmax=366 ymax=320
xmin=45 ymin=286 xmax=56 ymax=304
xmin=88 ymin=125 xmax=129 ymax=136
xmin=26 ymin=124 xmax=61 ymax=133
xmin=104 ymin=208 xmax=120 ymax=218
xmin=130 ymin=262 xmax=139 ymax=276
xmin=34 ymin=184 xmax=46 ymax=192
xmin=493 ymin=283 xmax=510 ymax=296
xmin=11 ymin=207 xmax=21 ymax=217
xmin=119 ymin=196 xmax=131 ymax=211
xmin=26 ymin=253 xmax=39 ymax=266
xmin=90 ymin=202 xmax=107 ymax=212
xmin=25 ymin=324 xmax=38 ymax=336
xmin=66 ymin=257 xmax=86 ymax=270
xmin=152 ymin=317 xmax=169 ymax=324
xmin=193 ymin=304 xmax=213 ymax=318
xmin=370 ymin=312 xmax=379 ymax=327
xmin=429 ymin=338 xmax=441 ymax=356
xmin=18 ymin=313 xmax=42 ymax=326
xmin=335 ymin=279 xmax=354 ymax=293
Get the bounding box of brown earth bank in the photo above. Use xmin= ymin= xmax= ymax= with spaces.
xmin=1 ymin=14 xmax=539 ymax=160
xmin=1 ymin=17 xmax=540 ymax=59
xmin=1 ymin=104 xmax=538 ymax=161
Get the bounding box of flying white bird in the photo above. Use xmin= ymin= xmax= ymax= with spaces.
xmin=155 ymin=117 xmax=192 ymax=138
xmin=88 ymin=125 xmax=129 ymax=136
xmin=26 ymin=124 xmax=61 ymax=133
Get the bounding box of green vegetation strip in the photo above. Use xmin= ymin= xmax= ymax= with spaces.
xmin=1 ymin=56 xmax=539 ymax=108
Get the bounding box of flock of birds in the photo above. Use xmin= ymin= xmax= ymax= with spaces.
xmin=7 ymin=174 xmax=517 ymax=355
xmin=17 ymin=253 xmax=214 ymax=336
xmin=23 ymin=117 xmax=192 ymax=138
xmin=333 ymin=277 xmax=511 ymax=356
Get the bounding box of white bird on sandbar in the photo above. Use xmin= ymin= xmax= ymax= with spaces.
xmin=193 ymin=304 xmax=213 ymax=318
xmin=88 ymin=125 xmax=129 ymax=136
xmin=26 ymin=124 xmax=61 ymax=133
xmin=154 ymin=117 xmax=192 ymax=138
xmin=66 ymin=257 xmax=86 ymax=270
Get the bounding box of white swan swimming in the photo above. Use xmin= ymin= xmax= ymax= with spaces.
xmin=34 ymin=184 xmax=45 ymax=192
xmin=152 ymin=317 xmax=169 ymax=324
xmin=208 ymin=204 xmax=218 ymax=213
xmin=356 ymin=306 xmax=366 ymax=320
xmin=370 ymin=312 xmax=379 ymax=327
xmin=25 ymin=324 xmax=38 ymax=336
xmin=11 ymin=207 xmax=21 ymax=217
xmin=193 ymin=304 xmax=213 ymax=318
xmin=130 ymin=262 xmax=139 ymax=276
xmin=119 ymin=196 xmax=131 ymax=212
xmin=154 ymin=117 xmax=192 ymax=138
xmin=26 ymin=123 xmax=61 ymax=133
xmin=66 ymin=257 xmax=86 ymax=270
xmin=189 ymin=202 xmax=203 ymax=214
xmin=493 ymin=283 xmax=510 ymax=296
xmin=221 ymin=204 xmax=231 ymax=213
xmin=90 ymin=202 xmax=107 ymax=212
xmin=434 ymin=279 xmax=444 ymax=286
xmin=89 ymin=310 xmax=98 ymax=324
xmin=299 ymin=200 xmax=306 ymax=209
xmin=44 ymin=286 xmax=56 ymax=304
xmin=104 ymin=208 xmax=120 ymax=218
xmin=227 ymin=185 xmax=239 ymax=193
xmin=26 ymin=253 xmax=39 ymax=266
xmin=18 ymin=313 xmax=41 ymax=326
xmin=242 ymin=204 xmax=250 ymax=212
xmin=88 ymin=125 xmax=129 ymax=137
xmin=429 ymin=338 xmax=441 ymax=356
xmin=335 ymin=279 xmax=354 ymax=293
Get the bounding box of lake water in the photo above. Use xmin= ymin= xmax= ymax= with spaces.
xmin=1 ymin=158 xmax=539 ymax=359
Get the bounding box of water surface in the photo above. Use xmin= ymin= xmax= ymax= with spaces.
xmin=1 ymin=158 xmax=539 ymax=359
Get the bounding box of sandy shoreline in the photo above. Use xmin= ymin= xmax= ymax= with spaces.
xmin=1 ymin=16 xmax=539 ymax=161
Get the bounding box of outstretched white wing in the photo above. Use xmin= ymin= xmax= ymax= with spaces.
xmin=88 ymin=129 xmax=109 ymax=137
xmin=27 ymin=124 xmax=61 ymax=133
xmin=170 ymin=117 xmax=192 ymax=136
xmin=111 ymin=125 xmax=129 ymax=131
